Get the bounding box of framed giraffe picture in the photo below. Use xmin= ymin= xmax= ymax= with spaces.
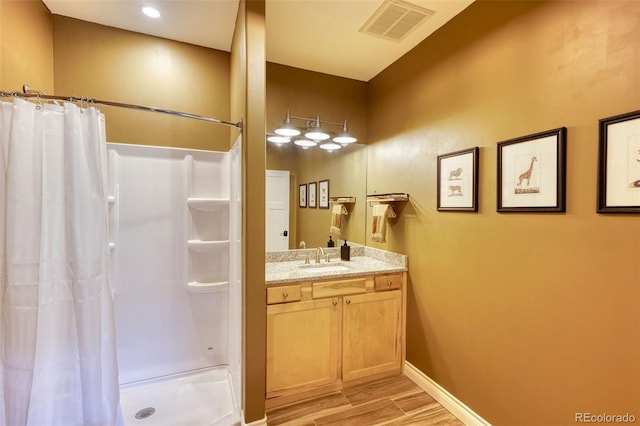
xmin=497 ymin=127 xmax=567 ymax=212
xmin=437 ymin=147 xmax=479 ymax=211
xmin=597 ymin=109 xmax=640 ymax=213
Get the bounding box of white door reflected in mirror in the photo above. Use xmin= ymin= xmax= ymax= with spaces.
xmin=266 ymin=170 xmax=290 ymax=251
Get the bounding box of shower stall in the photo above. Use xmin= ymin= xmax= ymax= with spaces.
xmin=106 ymin=139 xmax=242 ymax=426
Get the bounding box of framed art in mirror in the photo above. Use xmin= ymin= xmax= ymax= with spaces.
xmin=437 ymin=147 xmax=479 ymax=212
xmin=308 ymin=182 xmax=317 ymax=208
xmin=299 ymin=183 xmax=307 ymax=208
xmin=597 ymin=109 xmax=640 ymax=213
xmin=497 ymin=127 xmax=566 ymax=212
xmin=319 ymin=179 xmax=330 ymax=209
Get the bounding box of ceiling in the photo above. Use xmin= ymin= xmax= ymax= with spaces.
xmin=42 ymin=0 xmax=474 ymax=82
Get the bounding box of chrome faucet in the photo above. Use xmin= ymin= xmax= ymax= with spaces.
xmin=299 ymin=240 xmax=306 ymax=249
xmin=314 ymin=247 xmax=324 ymax=263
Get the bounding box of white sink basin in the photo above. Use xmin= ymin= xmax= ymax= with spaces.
xmin=297 ymin=262 xmax=352 ymax=273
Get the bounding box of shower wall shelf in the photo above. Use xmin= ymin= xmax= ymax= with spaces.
xmin=187 ymin=197 xmax=230 ymax=211
xmin=366 ymin=193 xmax=410 ymax=204
xmin=184 ymin=281 xmax=230 ymax=294
xmin=187 ymin=240 xmax=230 ymax=250
xmin=186 ymin=172 xmax=230 ymax=289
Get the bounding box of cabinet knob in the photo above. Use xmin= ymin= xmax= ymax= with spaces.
xmin=387 ymin=280 xmax=393 ymax=286
xmin=282 ymin=292 xmax=288 ymax=299
xmin=332 ymin=299 xmax=338 ymax=306
xmin=346 ymin=299 xmax=351 ymax=305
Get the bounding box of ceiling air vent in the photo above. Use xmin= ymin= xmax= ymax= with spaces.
xmin=360 ymin=0 xmax=435 ymax=42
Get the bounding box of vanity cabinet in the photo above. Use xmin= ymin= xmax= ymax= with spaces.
xmin=342 ymin=290 xmax=402 ymax=382
xmin=266 ymin=297 xmax=339 ymax=396
xmin=266 ymin=272 xmax=405 ymax=407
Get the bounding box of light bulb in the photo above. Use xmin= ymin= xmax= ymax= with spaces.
xmin=141 ymin=6 xmax=161 ymax=18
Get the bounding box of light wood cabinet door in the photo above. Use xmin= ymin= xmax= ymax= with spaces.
xmin=266 ymin=298 xmax=340 ymax=397
xmin=342 ymin=290 xmax=402 ymax=383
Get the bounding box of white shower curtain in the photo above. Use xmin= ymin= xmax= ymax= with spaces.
xmin=0 ymin=98 xmax=121 ymax=425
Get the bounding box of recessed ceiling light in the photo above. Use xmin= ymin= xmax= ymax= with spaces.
xmin=140 ymin=6 xmax=161 ymax=18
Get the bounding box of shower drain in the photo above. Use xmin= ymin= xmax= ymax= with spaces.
xmin=135 ymin=407 xmax=156 ymax=420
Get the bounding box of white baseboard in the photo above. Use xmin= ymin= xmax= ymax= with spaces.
xmin=242 ymin=413 xmax=267 ymax=426
xmin=404 ymin=361 xmax=491 ymax=426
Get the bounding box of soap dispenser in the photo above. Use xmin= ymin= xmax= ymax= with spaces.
xmin=341 ymin=240 xmax=350 ymax=261
xmin=327 ymin=236 xmax=335 ymax=247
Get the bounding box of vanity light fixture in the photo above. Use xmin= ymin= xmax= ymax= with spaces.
xmin=319 ymin=142 xmax=342 ymax=152
xmin=266 ymin=134 xmax=291 ymax=145
xmin=294 ymin=138 xmax=318 ymax=149
xmin=273 ymin=111 xmax=301 ymax=137
xmin=140 ymin=5 xmax=161 ymax=18
xmin=304 ymin=116 xmax=331 ymax=141
xmin=269 ymin=111 xmax=357 ymax=151
xmin=333 ymin=120 xmax=357 ymax=144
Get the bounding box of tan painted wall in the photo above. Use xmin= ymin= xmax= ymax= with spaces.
xmin=266 ymin=63 xmax=368 ymax=248
xmin=0 ymin=0 xmax=53 ymax=93
xmin=232 ymin=0 xmax=266 ymax=422
xmin=367 ymin=1 xmax=640 ymax=424
xmin=52 ymin=16 xmax=231 ymax=151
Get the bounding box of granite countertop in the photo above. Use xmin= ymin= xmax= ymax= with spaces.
xmin=266 ymin=245 xmax=407 ymax=285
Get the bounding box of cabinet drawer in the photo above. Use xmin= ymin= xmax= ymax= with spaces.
xmin=374 ymin=273 xmax=402 ymax=292
xmin=313 ymin=278 xmax=368 ymax=299
xmin=267 ymin=284 xmax=302 ymax=304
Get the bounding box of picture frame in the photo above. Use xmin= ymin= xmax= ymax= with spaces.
xmin=318 ymin=179 xmax=330 ymax=209
xmin=597 ymin=109 xmax=640 ymax=213
xmin=497 ymin=127 xmax=566 ymax=212
xmin=437 ymin=147 xmax=479 ymax=211
xmin=298 ymin=183 xmax=307 ymax=208
xmin=308 ymin=182 xmax=317 ymax=208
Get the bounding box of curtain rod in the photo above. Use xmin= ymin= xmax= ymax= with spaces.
xmin=0 ymin=84 xmax=242 ymax=131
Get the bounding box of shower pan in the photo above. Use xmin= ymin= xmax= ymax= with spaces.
xmin=107 ymin=140 xmax=242 ymax=426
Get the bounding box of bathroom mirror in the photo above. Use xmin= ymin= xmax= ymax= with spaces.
xmin=266 ymin=142 xmax=367 ymax=250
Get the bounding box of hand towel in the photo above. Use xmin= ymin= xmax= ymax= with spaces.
xmin=330 ymin=203 xmax=348 ymax=235
xmin=371 ymin=204 xmax=396 ymax=242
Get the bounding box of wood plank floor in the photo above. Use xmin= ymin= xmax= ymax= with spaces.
xmin=266 ymin=375 xmax=465 ymax=426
